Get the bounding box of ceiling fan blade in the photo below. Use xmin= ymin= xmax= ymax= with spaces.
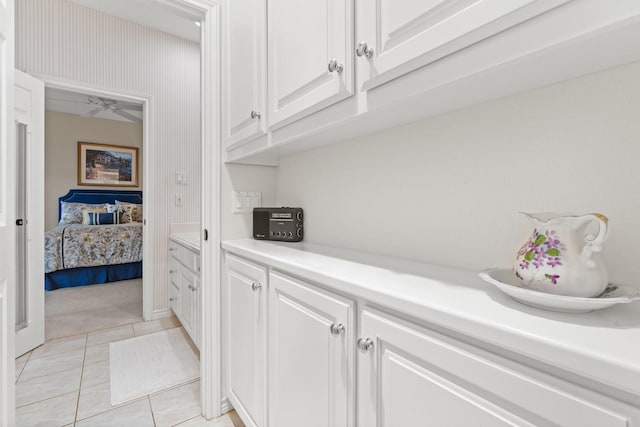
xmin=81 ymin=108 xmax=101 ymax=117
xmin=87 ymin=96 xmax=102 ymax=106
xmin=118 ymin=104 xmax=143 ymax=112
xmin=100 ymin=98 xmax=117 ymax=106
xmin=113 ymin=109 xmax=142 ymax=123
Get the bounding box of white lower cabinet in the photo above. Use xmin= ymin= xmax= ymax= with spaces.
xmin=168 ymin=239 xmax=200 ymax=349
xmin=169 ymin=259 xmax=180 ymax=316
xmin=357 ymin=308 xmax=632 ymax=427
xmin=179 ymin=269 xmax=199 ymax=344
xmin=223 ymin=245 xmax=640 ymax=427
xmin=225 ymin=254 xmax=267 ymax=427
xmin=268 ymin=271 xmax=355 ymax=427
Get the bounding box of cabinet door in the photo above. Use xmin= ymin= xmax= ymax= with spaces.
xmin=357 ymin=308 xmax=629 ymax=427
xmin=269 ymin=272 xmax=354 ymax=427
xmin=357 ymin=0 xmax=572 ymax=90
xmin=193 ymin=276 xmax=200 ymax=348
xmin=226 ymin=255 xmax=267 ymax=427
xmin=169 ymin=259 xmax=181 ymax=316
xmin=222 ymin=0 xmax=266 ymax=148
xmin=179 ymin=266 xmax=196 ymax=339
xmin=267 ymin=0 xmax=354 ymax=128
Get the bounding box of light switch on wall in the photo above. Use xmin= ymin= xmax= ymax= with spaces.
xmin=175 ymin=171 xmax=188 ymax=185
xmin=232 ymin=191 xmax=262 ymax=213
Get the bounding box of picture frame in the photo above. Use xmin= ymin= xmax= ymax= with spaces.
xmin=78 ymin=142 xmax=139 ymax=187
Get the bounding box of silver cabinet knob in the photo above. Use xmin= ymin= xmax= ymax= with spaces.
xmin=330 ymin=323 xmax=345 ymax=336
xmin=356 ymin=41 xmax=374 ymax=59
xmin=357 ymin=338 xmax=374 ymax=352
xmin=250 ymin=110 xmax=261 ymax=119
xmin=328 ymin=59 xmax=344 ymax=73
xmin=251 ymin=282 xmax=262 ymax=291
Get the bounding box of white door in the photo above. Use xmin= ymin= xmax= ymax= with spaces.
xmin=357 ymin=308 xmax=627 ymax=427
xmin=226 ymin=254 xmax=266 ymax=427
xmin=14 ymin=70 xmax=45 ymax=357
xmin=222 ymin=0 xmax=267 ymax=149
xmin=267 ymin=0 xmax=354 ymax=128
xmin=268 ymin=271 xmax=354 ymax=427
xmin=357 ymin=309 xmax=523 ymax=426
xmin=0 ymin=0 xmax=16 ymax=425
xmin=357 ymin=0 xmax=572 ymax=90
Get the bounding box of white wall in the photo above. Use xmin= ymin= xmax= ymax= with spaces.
xmin=16 ymin=0 xmax=200 ymax=315
xmin=221 ymin=163 xmax=278 ymax=240
xmin=276 ymin=61 xmax=640 ymax=287
xmin=44 ymin=112 xmax=143 ymax=230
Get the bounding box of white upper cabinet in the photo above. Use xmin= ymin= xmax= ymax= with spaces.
xmin=225 ymin=0 xmax=640 ymax=164
xmin=357 ymin=0 xmax=572 ymax=91
xmin=267 ymin=0 xmax=354 ymax=128
xmin=222 ymin=0 xmax=267 ymax=149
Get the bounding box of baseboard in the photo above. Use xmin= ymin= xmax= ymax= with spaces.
xmin=150 ymin=308 xmax=172 ymax=320
xmin=220 ymin=397 xmax=233 ymax=414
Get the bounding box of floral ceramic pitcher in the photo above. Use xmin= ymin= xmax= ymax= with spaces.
xmin=514 ymin=213 xmax=609 ymax=298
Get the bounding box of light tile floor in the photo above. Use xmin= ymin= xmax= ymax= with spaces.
xmin=15 ymin=317 xmax=244 ymax=426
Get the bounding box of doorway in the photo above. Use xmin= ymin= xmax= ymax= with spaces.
xmin=41 ymin=85 xmax=147 ymax=340
xmin=3 ymin=0 xmax=222 ymax=423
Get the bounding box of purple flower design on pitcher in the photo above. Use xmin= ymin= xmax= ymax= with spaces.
xmin=545 ymin=274 xmax=560 ymax=284
xmin=517 ymin=229 xmax=565 ymax=284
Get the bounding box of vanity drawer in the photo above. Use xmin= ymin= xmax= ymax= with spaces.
xmin=169 ymin=240 xmax=199 ymax=273
xmin=169 ymin=259 xmax=180 ymax=288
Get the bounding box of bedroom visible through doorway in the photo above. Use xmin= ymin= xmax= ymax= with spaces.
xmin=42 ymin=86 xmax=147 ymax=341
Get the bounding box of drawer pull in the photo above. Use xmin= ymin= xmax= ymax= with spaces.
xmin=330 ymin=323 xmax=345 ymax=336
xmin=357 ymin=338 xmax=374 ymax=352
xmin=251 ymin=282 xmax=262 ymax=291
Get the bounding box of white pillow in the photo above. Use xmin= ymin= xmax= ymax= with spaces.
xmin=59 ymin=202 xmax=106 ymax=226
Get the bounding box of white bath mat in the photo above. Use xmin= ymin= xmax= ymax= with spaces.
xmin=109 ymin=327 xmax=199 ymax=405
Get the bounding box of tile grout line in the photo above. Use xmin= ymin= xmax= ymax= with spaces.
xmin=17 ymin=363 xmax=85 ymax=384
xmin=73 ymin=334 xmax=89 ymax=424
xmin=148 ymin=395 xmax=158 ymax=426
xmin=15 ymin=350 xmax=33 ymax=383
xmin=73 ymin=324 xmax=147 ymax=424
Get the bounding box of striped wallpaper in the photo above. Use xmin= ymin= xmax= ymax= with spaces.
xmin=16 ymin=0 xmax=201 ymax=316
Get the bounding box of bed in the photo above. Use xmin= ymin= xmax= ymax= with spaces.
xmin=44 ymin=189 xmax=143 ymax=291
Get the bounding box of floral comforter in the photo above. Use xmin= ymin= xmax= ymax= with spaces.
xmin=44 ymin=223 xmax=143 ymax=273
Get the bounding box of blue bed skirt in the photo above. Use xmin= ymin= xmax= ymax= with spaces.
xmin=45 ymin=262 xmax=142 ymax=291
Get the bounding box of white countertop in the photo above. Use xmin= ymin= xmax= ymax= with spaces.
xmin=222 ymin=238 xmax=640 ymax=398
xmin=169 ymin=232 xmax=200 ymax=252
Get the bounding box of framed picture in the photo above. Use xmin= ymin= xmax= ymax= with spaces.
xmin=78 ymin=142 xmax=139 ymax=187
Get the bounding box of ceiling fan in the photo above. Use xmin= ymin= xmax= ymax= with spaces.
xmin=83 ymin=96 xmax=143 ymax=123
